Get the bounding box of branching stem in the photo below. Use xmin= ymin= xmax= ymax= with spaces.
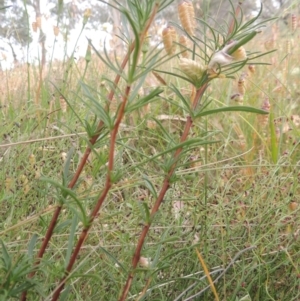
xmin=118 ymin=83 xmax=208 ymax=301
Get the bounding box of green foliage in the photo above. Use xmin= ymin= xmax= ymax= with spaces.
xmin=0 ymin=0 xmax=299 ymax=300
xmin=0 ymin=240 xmax=40 ymax=299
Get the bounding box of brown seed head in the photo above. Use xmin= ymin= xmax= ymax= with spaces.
xmin=178 ymin=1 xmax=195 ymax=36
xmin=179 ymin=35 xmax=189 ymax=58
xmin=32 ymin=22 xmax=38 ymax=32
xmin=36 ymin=16 xmax=42 ymax=28
xmin=237 ymin=76 xmax=246 ymax=96
xmin=162 ymin=26 xmax=177 ymax=55
xmin=290 ymin=14 xmax=297 ymax=31
xmin=53 ymin=26 xmax=60 ymax=36
xmin=248 ymin=65 xmax=255 ymax=74
xmin=231 ymin=46 xmax=247 ymax=61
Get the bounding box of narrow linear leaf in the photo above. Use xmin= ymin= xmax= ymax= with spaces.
xmin=196 ymin=106 xmax=268 ymax=118
xmin=65 ymin=215 xmax=78 ymax=269
xmin=27 ymin=234 xmax=38 ymax=259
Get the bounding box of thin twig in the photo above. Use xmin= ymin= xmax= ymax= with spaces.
xmin=118 ymin=84 xmax=208 ymax=301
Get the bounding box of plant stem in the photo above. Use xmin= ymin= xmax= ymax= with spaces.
xmin=20 ymin=29 xmax=136 ymax=301
xmin=118 ymin=84 xmax=208 ymax=301
xmin=51 ymin=85 xmax=131 ymax=301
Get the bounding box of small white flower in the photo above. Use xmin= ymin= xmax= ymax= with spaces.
xmin=208 ymin=41 xmax=242 ymax=74
xmin=139 ymin=256 xmax=151 ymax=268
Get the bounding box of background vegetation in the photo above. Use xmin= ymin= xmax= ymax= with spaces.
xmin=0 ymin=0 xmax=299 ymax=300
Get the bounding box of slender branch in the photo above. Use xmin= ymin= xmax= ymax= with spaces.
xmin=50 ymin=3 xmax=160 ymax=298
xmin=20 ymin=21 xmax=138 ymax=301
xmin=118 ymin=84 xmax=208 ymax=301
xmin=51 ymin=85 xmax=131 ymax=301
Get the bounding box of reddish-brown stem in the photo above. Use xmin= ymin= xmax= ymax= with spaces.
xmin=50 ymin=4 xmax=159 ymax=297
xmin=118 ymin=84 xmax=208 ymax=301
xmin=51 ymin=5 xmax=159 ymax=298
xmin=21 ymin=3 xmax=158 ymax=301
xmin=20 ymin=34 xmax=136 ymax=301
xmin=51 ymin=86 xmax=131 ymax=301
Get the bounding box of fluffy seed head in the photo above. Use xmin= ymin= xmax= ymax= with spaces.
xmin=179 ymin=58 xmax=205 ymax=82
xmin=53 ymin=26 xmax=59 ymax=36
xmin=248 ymin=65 xmax=255 ymax=74
xmin=162 ymin=26 xmax=177 ymax=55
xmin=258 ymin=97 xmax=270 ymax=126
xmin=290 ymin=14 xmax=297 ymax=31
xmin=29 ymin=154 xmax=36 ymax=166
xmin=179 ymin=35 xmax=189 ymax=58
xmin=237 ymin=80 xmax=245 ymax=96
xmin=36 ymin=17 xmax=41 ymax=28
xmin=237 ymin=73 xmax=247 ymax=96
xmin=178 ymin=1 xmax=195 ymax=36
xmin=231 ymin=93 xmax=244 ymax=104
xmin=231 ymin=46 xmax=247 ymax=61
xmin=32 ymin=22 xmax=37 ymax=32
xmin=59 ymin=96 xmax=67 ymax=113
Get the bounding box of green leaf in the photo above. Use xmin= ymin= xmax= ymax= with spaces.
xmin=98 ymin=246 xmax=127 ymax=273
xmin=143 ymin=175 xmax=157 ymax=198
xmin=0 ymin=240 xmax=11 ymax=272
xmin=141 ymin=202 xmax=151 ymax=223
xmin=195 ymin=106 xmax=269 ymax=118
xmin=59 ymin=285 xmax=72 ymax=301
xmin=27 ymin=234 xmax=38 ymax=259
xmin=65 ymin=215 xmax=78 ymax=269
xmin=62 ymin=147 xmax=74 ymax=185
xmin=126 ymin=87 xmax=163 ymax=112
xmin=39 ymin=177 xmax=88 ymax=226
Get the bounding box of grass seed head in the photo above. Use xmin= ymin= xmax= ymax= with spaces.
xmin=290 ymin=14 xmax=297 ymax=31
xmin=29 ymin=154 xmax=36 ymax=167
xmin=32 ymin=22 xmax=38 ymax=32
xmin=237 ymin=75 xmax=247 ymax=96
xmin=179 ymin=35 xmax=189 ymax=58
xmin=162 ymin=26 xmax=177 ymax=55
xmin=36 ymin=16 xmax=41 ymax=28
xmin=5 ymin=177 xmax=13 ymax=192
xmin=59 ymin=96 xmax=67 ymax=113
xmin=258 ymin=97 xmax=270 ymax=126
xmin=178 ymin=1 xmax=196 ymax=36
xmin=231 ymin=46 xmax=247 ymax=61
xmin=248 ymin=64 xmax=255 ymax=74
xmin=53 ymin=26 xmax=60 ymax=37
xmin=179 ymin=58 xmax=205 ymax=82
xmin=231 ymin=93 xmax=244 ymax=104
